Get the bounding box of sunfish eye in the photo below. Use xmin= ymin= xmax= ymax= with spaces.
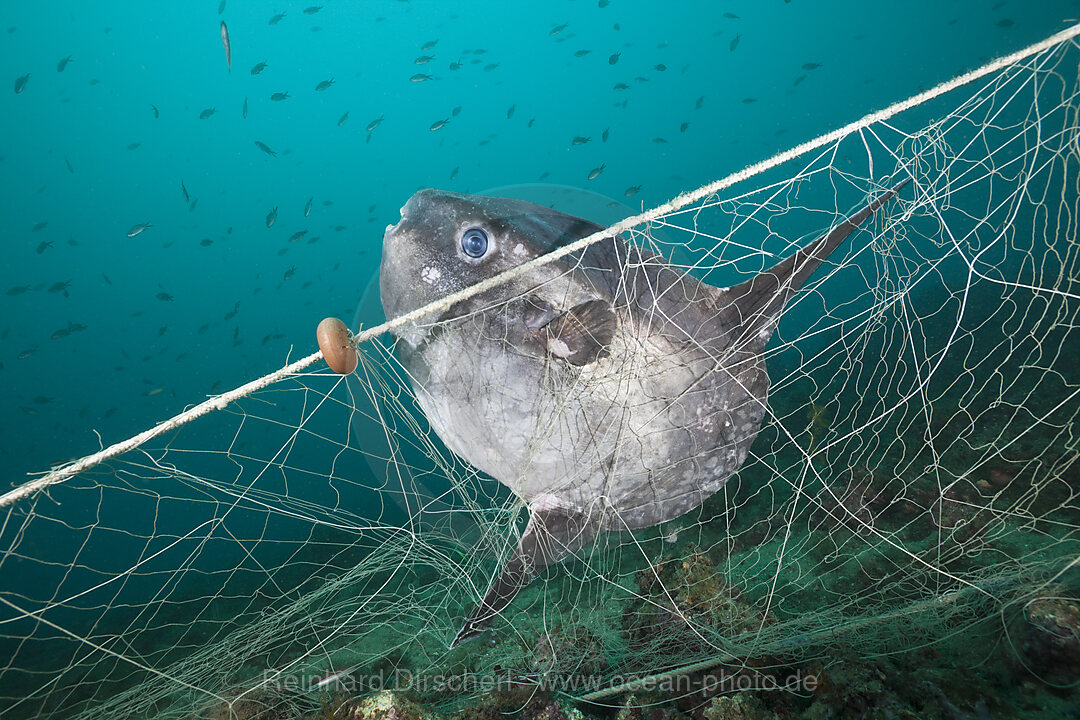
xmin=461 ymin=227 xmax=489 ymax=258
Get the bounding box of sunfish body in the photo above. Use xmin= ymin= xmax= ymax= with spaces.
xmin=379 ymin=180 xmax=907 ymax=646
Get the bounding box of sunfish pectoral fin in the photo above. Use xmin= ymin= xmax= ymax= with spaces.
xmin=542 ymin=299 xmax=617 ymax=366
xmin=451 ymin=503 xmax=597 ymax=647
xmin=719 ymin=177 xmax=911 ymax=336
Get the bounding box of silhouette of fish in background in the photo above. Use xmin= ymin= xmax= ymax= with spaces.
xmin=379 ymin=179 xmax=909 ymax=646
xmin=220 ymin=21 xmax=231 ymax=72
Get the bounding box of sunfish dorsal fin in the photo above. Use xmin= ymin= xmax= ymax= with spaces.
xmin=717 ymin=178 xmax=910 ymax=337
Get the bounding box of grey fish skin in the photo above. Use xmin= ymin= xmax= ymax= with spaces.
xmin=379 ymin=180 xmax=909 ymax=646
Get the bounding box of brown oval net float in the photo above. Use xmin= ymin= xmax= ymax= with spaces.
xmin=316 ymin=317 xmax=358 ymax=374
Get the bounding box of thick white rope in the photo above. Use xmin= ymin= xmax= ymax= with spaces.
xmin=3 ymin=22 xmax=1078 ymax=509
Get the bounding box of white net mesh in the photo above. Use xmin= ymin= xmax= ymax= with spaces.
xmin=2 ymin=27 xmax=1080 ymax=720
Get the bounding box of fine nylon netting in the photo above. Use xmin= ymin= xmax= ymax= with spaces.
xmin=2 ymin=30 xmax=1080 ymax=720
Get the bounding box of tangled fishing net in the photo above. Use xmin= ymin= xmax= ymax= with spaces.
xmin=3 ymin=25 xmax=1080 ymax=720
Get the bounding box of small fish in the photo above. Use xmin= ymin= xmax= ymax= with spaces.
xmin=288 ymin=230 xmax=307 ymax=243
xmin=220 ymin=21 xmax=231 ymax=71
xmin=312 ymin=665 xmax=359 ymax=692
xmin=654 ymin=63 xmax=666 ymax=71
xmin=367 ymin=115 xmax=384 ymax=132
xmin=64 ymin=156 xmax=74 ymax=173
xmin=146 ymin=387 xmax=165 ymax=396
xmin=452 ymin=105 xmax=462 ymax=116
xmin=255 ymin=141 xmax=277 ymax=156
xmin=315 ymin=79 xmax=335 ymax=91
xmin=266 ymin=206 xmax=278 ymax=228
xmin=792 ymin=75 xmax=806 ymax=87
xmin=338 ymin=111 xmax=349 ymax=126
xmin=218 ymin=0 xmax=226 ymax=14
xmin=450 ymin=166 xmax=459 ymax=180
xmin=268 ymin=12 xmax=286 ymax=25
xmin=14 ymin=73 xmax=29 ymax=94
xmin=422 ymin=40 xmax=438 ymax=51
xmin=251 ymin=61 xmax=268 ymax=75
xmin=127 ymin=142 xmax=141 ymax=150
xmin=200 ymin=238 xmax=212 ymax=247
xmin=126 ymin=222 xmax=152 ymax=238
xmin=572 ymin=136 xmax=591 ymax=145
xmin=57 ymin=56 xmax=73 ymax=72
xmin=304 ymin=198 xmax=312 ymax=217
xmin=449 ymin=60 xmax=462 ymax=71
xmin=550 ymin=22 xmax=568 ymax=36
xmin=414 ymin=55 xmax=435 ymax=64
xmin=242 ymin=97 xmax=249 ymax=118
xmin=270 ymin=91 xmax=290 ymax=101
xmin=429 ymin=118 xmax=449 ymax=131
xmin=729 ymin=33 xmax=741 ymax=52
xmin=32 ymin=221 xmax=48 ymax=232
xmin=410 ymin=73 xmax=434 ymax=82
xmin=483 ymin=63 xmax=499 ymax=72
xmin=802 ymin=62 xmax=822 ymax=70
xmin=303 ymin=5 xmax=323 ymax=14
xmin=189 ymin=198 xmax=199 ymax=212
xmin=624 ymin=185 xmax=641 ymax=196
xmin=574 ymin=49 xmax=591 ymax=57
xmin=602 ymin=127 xmax=610 ymax=142
xmin=587 ymin=163 xmax=605 ymax=180
xmin=36 ymin=241 xmax=52 ymax=254
xmin=49 ymin=280 xmax=71 ymax=294
xmin=283 ymin=267 xmax=296 ymax=281
xmin=181 ymin=180 xmax=190 ymax=203
xmin=724 ymin=12 xmax=739 ymax=18
xmin=997 ymin=18 xmax=1014 ymax=28
xmin=652 ymin=137 xmax=668 ymax=143
xmin=151 ymin=104 xmax=159 ymax=118
xmin=608 ymin=52 xmax=620 ymax=65
xmin=742 ymin=97 xmax=756 ymax=104
xmin=507 ymin=104 xmax=515 ymax=119
xmin=695 ymin=95 xmax=705 ymax=109
xmin=200 ymin=107 xmax=216 ymax=119
xmin=613 ymin=82 xmax=629 ymax=91
xmin=156 ymin=292 xmax=173 ymax=302
xmin=680 ymin=122 xmax=689 ymax=132
xmin=18 ymin=348 xmax=37 ymax=360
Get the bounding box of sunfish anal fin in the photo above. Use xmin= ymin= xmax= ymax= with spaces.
xmin=451 ymin=502 xmax=596 ymax=647
xmin=543 ymin=299 xmax=617 ymax=366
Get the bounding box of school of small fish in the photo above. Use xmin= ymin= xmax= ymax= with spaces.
xmin=2 ymin=2 xmax=1021 ymax=462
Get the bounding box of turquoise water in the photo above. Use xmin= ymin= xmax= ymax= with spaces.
xmin=2 ymin=3 xmax=1080 ymax=719
xmin=1 ymin=1 xmax=1075 ymax=485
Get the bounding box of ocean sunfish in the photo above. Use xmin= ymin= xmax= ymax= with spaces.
xmin=379 ymin=179 xmax=908 ymax=646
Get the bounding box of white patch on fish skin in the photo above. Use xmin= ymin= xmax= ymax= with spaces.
xmin=513 ymin=243 xmax=527 ymax=256
xmin=421 ymin=266 xmax=441 ymax=285
xmin=548 ymin=338 xmax=571 ymax=357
